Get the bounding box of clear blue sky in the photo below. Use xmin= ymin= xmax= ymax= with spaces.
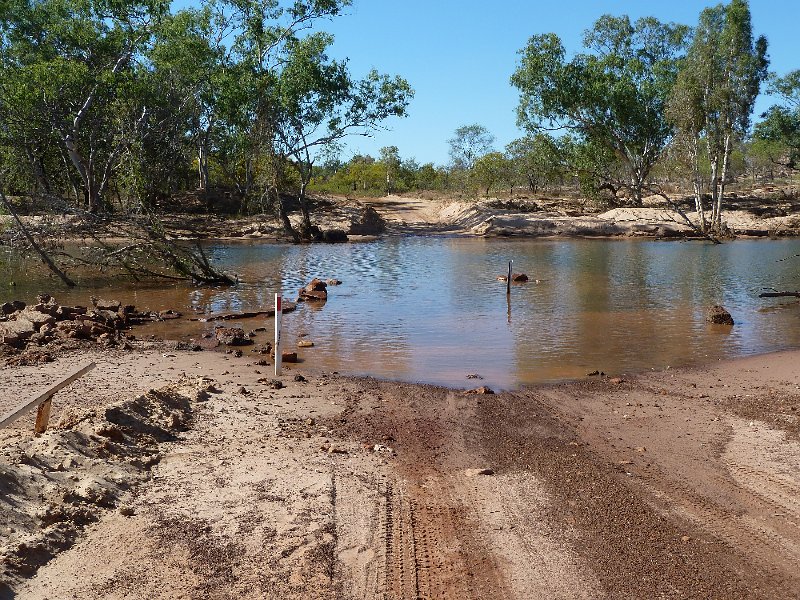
xmin=316 ymin=0 xmax=800 ymax=166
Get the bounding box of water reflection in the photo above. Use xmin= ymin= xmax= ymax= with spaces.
xmin=4 ymin=238 xmax=800 ymax=389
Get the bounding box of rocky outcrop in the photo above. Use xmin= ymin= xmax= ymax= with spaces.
xmin=0 ymin=295 xmax=183 ymax=354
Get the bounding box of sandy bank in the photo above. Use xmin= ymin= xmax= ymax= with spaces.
xmin=1 ymin=345 xmax=799 ymax=598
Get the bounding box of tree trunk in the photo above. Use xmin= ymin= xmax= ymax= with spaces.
xmin=198 ymin=141 xmax=209 ymax=191
xmin=714 ymin=134 xmax=732 ymax=232
xmin=690 ymin=135 xmax=706 ymax=233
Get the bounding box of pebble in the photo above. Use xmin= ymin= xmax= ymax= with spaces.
xmin=464 ymin=468 xmax=495 ymax=477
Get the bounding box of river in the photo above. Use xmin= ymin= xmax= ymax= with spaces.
xmin=4 ymin=237 xmax=800 ymax=389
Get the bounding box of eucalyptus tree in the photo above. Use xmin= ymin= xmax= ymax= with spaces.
xmin=511 ymin=15 xmax=689 ymax=205
xmin=0 ymin=0 xmax=170 ymax=213
xmin=205 ymin=0 xmax=412 ymax=238
xmin=667 ymin=0 xmax=768 ymax=233
xmin=273 ymin=36 xmax=412 ymax=235
xmin=448 ymin=124 xmax=494 ymax=171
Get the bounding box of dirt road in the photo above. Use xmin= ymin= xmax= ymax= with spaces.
xmin=2 ymin=347 xmax=799 ymax=598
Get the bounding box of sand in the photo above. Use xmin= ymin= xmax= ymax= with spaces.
xmin=0 ymin=343 xmax=798 ymax=599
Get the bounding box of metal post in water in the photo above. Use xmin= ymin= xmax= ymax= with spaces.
xmin=274 ymin=293 xmax=282 ymax=376
xmin=507 ymin=260 xmax=512 ymax=295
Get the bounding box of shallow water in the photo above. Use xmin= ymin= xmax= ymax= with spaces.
xmin=4 ymin=237 xmax=800 ymax=389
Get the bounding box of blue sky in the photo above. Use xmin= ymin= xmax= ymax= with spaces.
xmin=316 ymin=0 xmax=800 ymax=166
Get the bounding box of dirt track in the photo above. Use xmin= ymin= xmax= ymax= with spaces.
xmin=2 ymin=347 xmax=800 ymax=598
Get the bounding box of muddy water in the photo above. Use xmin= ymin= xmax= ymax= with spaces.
xmin=4 ymin=238 xmax=800 ymax=389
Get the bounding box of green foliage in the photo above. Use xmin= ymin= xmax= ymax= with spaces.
xmin=0 ymin=0 xmax=412 ymax=229
xmin=470 ymin=152 xmax=512 ymax=198
xmin=753 ymin=70 xmax=800 ymax=168
xmin=512 ymin=15 xmax=689 ymax=205
xmin=505 ymin=134 xmax=564 ymax=193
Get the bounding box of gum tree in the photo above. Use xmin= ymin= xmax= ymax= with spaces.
xmin=511 ymin=16 xmax=689 ymax=205
xmin=667 ymin=0 xmax=768 ymax=233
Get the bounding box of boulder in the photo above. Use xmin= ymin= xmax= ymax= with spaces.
xmin=511 ymin=273 xmax=529 ymax=282
xmin=55 ymin=305 xmax=87 ymax=320
xmin=281 ymin=351 xmax=298 ymax=363
xmin=54 ymin=321 xmax=93 ymax=339
xmin=322 ymin=229 xmax=348 ymax=243
xmin=706 ymin=305 xmax=734 ymax=325
xmin=1 ymin=300 xmax=25 ymax=315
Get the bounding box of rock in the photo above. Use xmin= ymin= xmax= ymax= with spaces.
xmin=496 ymin=275 xmax=508 ymax=282
xmin=90 ymin=296 xmax=121 ymax=311
xmin=259 ymin=378 xmax=283 ymax=389
xmin=1 ymin=300 xmax=25 ymax=314
xmin=281 ymin=351 xmax=298 ymax=363
xmin=54 ymin=320 xmax=93 ymax=340
xmin=119 ymin=505 xmax=136 ymax=517
xmin=158 ymin=309 xmax=182 ymax=320
xmin=294 ymin=374 xmax=306 ymax=382
xmin=464 ymin=468 xmax=495 ymax=477
xmin=609 ymin=377 xmax=625 ymax=385
xmin=706 ymin=305 xmax=734 ymax=325
xmin=322 ymin=229 xmax=349 ymax=243
xmin=465 ymin=386 xmax=494 ymax=395
xmin=326 ymin=279 xmax=342 ymax=286
xmin=299 ymin=278 xmax=328 ymax=302
xmin=0 ymin=319 xmax=37 ymax=346
xmin=18 ymin=309 xmax=56 ymax=329
xmin=214 ymin=326 xmax=253 ymax=346
xmin=511 ymin=273 xmax=529 ymax=282
xmin=297 ymin=340 xmax=314 ymax=348
xmin=349 ymin=205 xmax=386 ymax=235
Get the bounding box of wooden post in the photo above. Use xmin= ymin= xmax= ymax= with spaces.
xmin=507 ymin=260 xmax=512 ymax=295
xmin=34 ymin=397 xmax=52 ymax=434
xmin=0 ymin=362 xmax=95 ymax=433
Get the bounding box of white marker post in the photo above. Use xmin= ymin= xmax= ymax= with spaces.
xmin=274 ymin=292 xmax=282 ymax=376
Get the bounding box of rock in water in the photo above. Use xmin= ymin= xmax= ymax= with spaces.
xmin=299 ymin=278 xmax=328 ymax=302
xmin=706 ymin=305 xmax=734 ymax=325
